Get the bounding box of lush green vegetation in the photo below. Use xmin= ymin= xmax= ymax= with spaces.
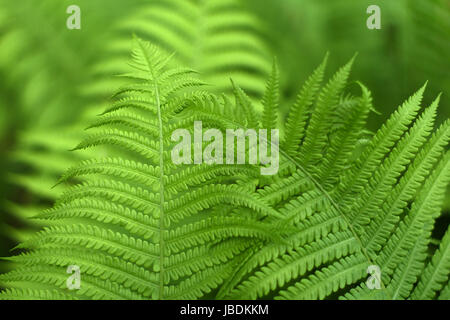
xmin=0 ymin=0 xmax=448 ymax=300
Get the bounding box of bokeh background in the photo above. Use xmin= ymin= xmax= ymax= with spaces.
xmin=0 ymin=0 xmax=449 ymax=267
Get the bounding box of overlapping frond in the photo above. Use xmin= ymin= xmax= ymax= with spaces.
xmin=0 ymin=38 xmax=277 ymax=300
xmin=0 ymin=0 xmax=131 ymax=261
xmin=0 ymin=36 xmax=448 ymax=301
xmin=218 ymin=57 xmax=449 ymax=300
xmin=96 ymin=0 xmax=271 ymax=98
xmin=412 ymin=227 xmax=450 ymax=300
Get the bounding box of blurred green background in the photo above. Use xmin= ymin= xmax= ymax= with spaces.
xmin=0 ymin=0 xmax=449 ymax=263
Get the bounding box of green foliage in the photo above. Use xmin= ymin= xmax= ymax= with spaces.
xmin=411 ymin=227 xmax=450 ymax=300
xmin=220 ymin=64 xmax=450 ymax=299
xmin=0 ymin=0 xmax=271 ymax=260
xmin=0 ymin=39 xmax=277 ymax=299
xmin=0 ymin=0 xmax=109 ymax=252
xmin=0 ymin=37 xmax=448 ymax=300
xmin=104 ymin=0 xmax=271 ymax=97
xmin=0 ymin=0 xmax=448 ymax=300
xmin=244 ymin=0 xmax=450 ymax=127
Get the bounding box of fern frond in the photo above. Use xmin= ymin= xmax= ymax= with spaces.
xmin=218 ymin=58 xmax=449 ymax=300
xmin=276 ymin=255 xmax=368 ymax=300
xmin=350 ymin=95 xmax=438 ymax=227
xmin=363 ymin=119 xmax=450 ymax=255
xmin=261 ymin=60 xmax=280 ymax=131
xmin=298 ymin=56 xmax=355 ymax=168
xmin=283 ymin=54 xmax=328 ymax=156
xmin=411 ymin=226 xmax=450 ymax=300
xmin=1 ymin=34 xmax=448 ymax=301
xmin=102 ymin=0 xmax=271 ymax=97
xmin=339 ymin=83 xmax=427 ymax=199
xmin=377 ymin=152 xmax=450 ymax=279
xmin=227 ymin=232 xmax=359 ymax=299
xmin=0 ymin=38 xmax=277 ymax=300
